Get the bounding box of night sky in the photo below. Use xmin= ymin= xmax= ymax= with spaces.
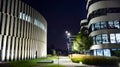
xmin=22 ymin=0 xmax=87 ymax=50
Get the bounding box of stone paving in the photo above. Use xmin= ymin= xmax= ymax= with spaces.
xmin=53 ymin=56 xmax=87 ymax=67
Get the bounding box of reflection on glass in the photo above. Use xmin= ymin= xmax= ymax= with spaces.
xmin=110 ymin=34 xmax=116 ymax=43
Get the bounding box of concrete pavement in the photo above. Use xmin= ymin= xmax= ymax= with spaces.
xmin=53 ymin=56 xmax=87 ymax=67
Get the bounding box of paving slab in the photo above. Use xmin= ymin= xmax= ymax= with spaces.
xmin=53 ymin=56 xmax=87 ymax=67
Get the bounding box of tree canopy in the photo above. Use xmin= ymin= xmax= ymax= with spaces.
xmin=72 ymin=27 xmax=93 ymax=52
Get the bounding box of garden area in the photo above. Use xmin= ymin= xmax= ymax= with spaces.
xmin=10 ymin=56 xmax=65 ymax=67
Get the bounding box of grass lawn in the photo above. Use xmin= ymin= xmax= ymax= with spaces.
xmin=10 ymin=56 xmax=65 ymax=67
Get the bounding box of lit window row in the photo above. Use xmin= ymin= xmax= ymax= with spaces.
xmin=19 ymin=12 xmax=46 ymax=32
xmin=34 ymin=19 xmax=46 ymax=32
xmin=92 ymin=49 xmax=120 ymax=56
xmin=93 ymin=33 xmax=120 ymax=44
xmin=19 ymin=12 xmax=31 ymax=22
xmin=90 ymin=20 xmax=120 ymax=32
xmin=96 ymin=49 xmax=111 ymax=56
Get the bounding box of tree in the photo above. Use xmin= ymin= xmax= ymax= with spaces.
xmin=72 ymin=27 xmax=93 ymax=53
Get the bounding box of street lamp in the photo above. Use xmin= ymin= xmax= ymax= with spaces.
xmin=65 ymin=30 xmax=71 ymax=38
xmin=65 ymin=30 xmax=71 ymax=54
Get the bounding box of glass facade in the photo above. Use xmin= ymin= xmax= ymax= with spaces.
xmin=93 ymin=33 xmax=120 ymax=44
xmin=93 ymin=49 xmax=111 ymax=56
xmin=90 ymin=20 xmax=120 ymax=32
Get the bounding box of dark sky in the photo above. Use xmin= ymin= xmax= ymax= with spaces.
xmin=22 ymin=0 xmax=87 ymax=50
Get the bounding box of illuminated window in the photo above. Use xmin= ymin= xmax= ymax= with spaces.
xmin=95 ymin=22 xmax=100 ymax=30
xmin=108 ymin=21 xmax=114 ymax=29
xmin=25 ymin=15 xmax=28 ymax=21
xmin=104 ymin=49 xmax=111 ymax=56
xmin=19 ymin=12 xmax=31 ymax=22
xmin=101 ymin=21 xmax=107 ymax=29
xmin=34 ymin=19 xmax=46 ymax=32
xmin=19 ymin=12 xmax=22 ymax=19
xmin=116 ymin=33 xmax=120 ymax=43
xmin=97 ymin=49 xmax=103 ymax=56
xmin=110 ymin=34 xmax=116 ymax=43
xmin=22 ymin=13 xmax=26 ymax=20
xmin=96 ymin=35 xmax=102 ymax=44
xmin=114 ymin=20 xmax=119 ymax=29
xmin=28 ymin=16 xmax=31 ymax=22
xmin=102 ymin=34 xmax=109 ymax=44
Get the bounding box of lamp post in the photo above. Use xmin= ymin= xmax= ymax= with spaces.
xmin=65 ymin=31 xmax=71 ymax=54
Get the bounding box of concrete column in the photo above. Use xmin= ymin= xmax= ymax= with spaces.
xmin=6 ymin=15 xmax=10 ymax=35
xmin=18 ymin=38 xmax=22 ymax=60
xmin=1 ymin=36 xmax=7 ymax=61
xmin=6 ymin=36 xmax=11 ymax=61
xmin=22 ymin=38 xmax=25 ymax=60
xmin=10 ymin=16 xmax=14 ymax=36
xmin=15 ymin=37 xmax=18 ymax=60
xmin=11 ymin=37 xmax=15 ymax=61
xmin=1 ymin=14 xmax=5 ymax=35
xmin=0 ymin=35 xmax=2 ymax=50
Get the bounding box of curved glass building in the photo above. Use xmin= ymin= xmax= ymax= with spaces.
xmin=0 ymin=0 xmax=47 ymax=61
xmin=86 ymin=0 xmax=120 ymax=56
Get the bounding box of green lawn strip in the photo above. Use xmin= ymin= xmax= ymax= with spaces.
xmin=10 ymin=56 xmax=59 ymax=67
xmin=38 ymin=63 xmax=66 ymax=67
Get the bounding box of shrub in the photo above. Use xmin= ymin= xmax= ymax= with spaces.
xmin=70 ymin=54 xmax=119 ymax=65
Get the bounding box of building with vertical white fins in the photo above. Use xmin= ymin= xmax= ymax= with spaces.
xmin=0 ymin=0 xmax=47 ymax=61
xmin=86 ymin=0 xmax=120 ymax=56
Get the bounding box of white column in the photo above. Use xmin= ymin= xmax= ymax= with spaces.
xmin=18 ymin=38 xmax=22 ymax=60
xmin=1 ymin=36 xmax=7 ymax=61
xmin=25 ymin=39 xmax=28 ymax=59
xmin=27 ymin=39 xmax=29 ymax=59
xmin=0 ymin=35 xmax=2 ymax=50
xmin=22 ymin=38 xmax=25 ymax=60
xmin=11 ymin=37 xmax=15 ymax=61
xmin=6 ymin=36 xmax=11 ymax=61
xmin=15 ymin=37 xmax=18 ymax=60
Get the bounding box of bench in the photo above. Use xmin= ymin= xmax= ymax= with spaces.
xmin=37 ymin=60 xmax=54 ymax=63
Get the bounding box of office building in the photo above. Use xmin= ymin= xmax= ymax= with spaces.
xmin=86 ymin=0 xmax=120 ymax=56
xmin=0 ymin=0 xmax=47 ymax=61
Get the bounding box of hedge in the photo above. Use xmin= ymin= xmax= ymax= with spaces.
xmin=70 ymin=54 xmax=119 ymax=65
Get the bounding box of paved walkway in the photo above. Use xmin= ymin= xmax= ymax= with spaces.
xmin=53 ymin=56 xmax=87 ymax=67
